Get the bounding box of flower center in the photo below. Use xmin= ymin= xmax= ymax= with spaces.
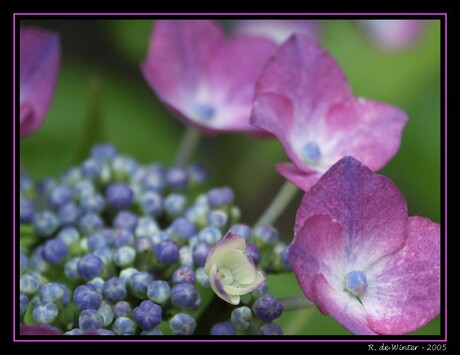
xmin=194 ymin=104 xmax=215 ymax=121
xmin=217 ymin=268 xmax=234 ymax=286
xmin=302 ymin=142 xmax=321 ymax=164
xmin=345 ymin=271 xmax=368 ymax=297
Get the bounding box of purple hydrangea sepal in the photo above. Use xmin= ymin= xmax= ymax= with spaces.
xmin=251 ymin=34 xmax=408 ymax=191
xmin=140 ymin=20 xmax=276 ymax=135
xmin=288 ymin=156 xmax=440 ymax=335
xmin=20 ymin=27 xmax=60 ymax=137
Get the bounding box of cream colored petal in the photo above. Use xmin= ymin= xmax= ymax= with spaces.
xmin=223 ymin=271 xmax=266 ymax=296
xmin=204 ymin=232 xmax=246 ymax=274
xmin=222 ymin=249 xmax=256 ymax=284
xmin=209 ymin=263 xmax=240 ymax=305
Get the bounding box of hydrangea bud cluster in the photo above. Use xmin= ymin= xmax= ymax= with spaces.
xmin=19 ymin=144 xmax=289 ymax=335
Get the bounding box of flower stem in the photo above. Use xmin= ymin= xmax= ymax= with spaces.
xmin=173 ymin=126 xmax=202 ymax=168
xmin=254 ymin=180 xmax=299 ymax=227
xmin=278 ymin=295 xmax=315 ymax=312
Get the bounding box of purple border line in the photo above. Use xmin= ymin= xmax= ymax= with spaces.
xmin=13 ymin=12 xmax=447 ymax=343
xmin=444 ymin=14 xmax=448 ymax=342
xmin=14 ymin=12 xmax=447 ymax=16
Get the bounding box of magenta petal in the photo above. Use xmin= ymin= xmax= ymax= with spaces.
xmin=289 ymin=214 xmax=345 ymax=305
xmin=276 ymin=163 xmax=319 ymax=191
xmin=313 ymin=273 xmax=376 ymax=335
xmin=141 ymin=20 xmax=275 ymax=135
xmin=363 ymin=216 xmax=440 ymax=335
xmin=206 ymin=37 xmax=276 ymax=132
xmin=20 ymin=325 xmax=61 ymax=335
xmin=20 ymin=27 xmax=60 ymax=137
xmin=326 ymin=99 xmax=408 ymax=171
xmin=295 ymin=156 xmax=407 ymax=269
xmin=254 ymin=35 xmax=352 ymax=130
xmin=251 ymin=93 xmax=307 ymax=167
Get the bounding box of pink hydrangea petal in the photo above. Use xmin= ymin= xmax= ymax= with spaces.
xmin=325 ymin=98 xmax=408 ymax=171
xmin=276 ymin=162 xmax=320 ymax=191
xmin=253 ymin=34 xmax=352 ymax=132
xmin=313 ymin=273 xmax=376 ymax=335
xmin=289 ymin=214 xmax=345 ymax=304
xmin=295 ymin=156 xmax=407 ymax=270
xmin=360 ymin=20 xmax=426 ymax=50
xmin=206 ymin=36 xmax=276 ymax=132
xmin=140 ymin=20 xmax=223 ymax=132
xmin=20 ymin=27 xmax=60 ymax=137
xmin=141 ymin=20 xmax=222 ymax=103
xmin=362 ymin=216 xmax=440 ymax=335
xmin=20 ymin=325 xmax=61 ymax=335
xmin=141 ymin=20 xmax=275 ymax=135
xmin=251 ymin=93 xmax=308 ymax=168
xmin=232 ymin=20 xmax=320 ymax=44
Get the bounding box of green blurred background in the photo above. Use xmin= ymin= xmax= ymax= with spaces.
xmin=19 ymin=19 xmax=441 ymax=335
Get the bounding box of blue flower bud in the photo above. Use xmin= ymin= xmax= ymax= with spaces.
xmin=58 ymin=202 xmax=81 ymax=227
xmin=39 ymin=282 xmax=65 ymax=304
xmin=171 ymin=283 xmax=199 ymax=309
xmin=210 ymin=321 xmax=237 ymax=335
xmin=252 ymin=294 xmax=284 ymax=323
xmin=253 ymin=225 xmax=279 ymax=245
xmin=102 ymin=277 xmax=127 ymax=303
xmin=172 ymin=266 xmax=196 ymax=285
xmin=110 ymin=228 xmax=134 ymax=248
xmin=49 ymin=185 xmax=73 ymax=209
xmin=192 ymin=241 xmax=211 ymax=267
xmin=164 ymin=193 xmax=187 ymax=218
xmin=206 ymin=210 xmax=228 ymax=229
xmin=260 ymin=323 xmax=283 ymax=335
xmin=170 ymin=217 xmax=197 ymax=240
xmin=20 ymin=198 xmax=35 ymax=223
xmin=98 ymin=301 xmax=114 ymax=327
xmin=90 ymin=143 xmax=117 ymax=160
xmin=140 ymin=191 xmax=163 ymax=217
xmin=64 ymin=257 xmax=80 ymax=280
xmin=113 ymin=301 xmax=131 ymax=318
xmin=207 ymin=187 xmax=234 ymax=208
xmin=195 ymin=267 xmax=210 ymax=288
xmin=42 ymin=238 xmax=68 ymax=264
xmin=133 ymin=300 xmax=162 ymax=330
xmin=56 ymin=227 xmax=80 ymax=245
xmin=33 ymin=303 xmax=58 ymax=324
xmin=20 ymin=293 xmax=29 ymax=316
xmin=77 ymin=254 xmax=103 ymax=280
xmin=154 ymin=240 xmax=179 ymax=265
xmin=113 ymin=211 xmax=138 ymax=231
xmin=80 ymin=193 xmax=106 ymax=214
xmin=147 ymin=280 xmax=171 ymax=304
xmin=113 ymin=246 xmax=136 ymax=267
xmin=231 ymin=306 xmax=253 ymax=330
xmin=169 ymin=313 xmax=196 ymax=335
xmin=33 ymin=211 xmax=59 ymax=237
xmin=113 ymin=316 xmax=136 ymax=335
xmin=20 ymin=273 xmax=41 ymax=295
xmin=198 ymin=226 xmax=222 ymax=245
xmin=79 ymin=309 xmax=104 ymax=331
xmin=73 ymin=284 xmax=102 ymax=310
xmin=129 ymin=271 xmax=154 ymax=297
xmin=106 ymin=182 xmax=133 ymax=209
xmin=166 ymin=167 xmax=188 ymax=189
xmin=78 ymin=213 xmax=104 ymax=234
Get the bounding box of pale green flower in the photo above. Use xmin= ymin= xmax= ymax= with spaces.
xmin=204 ymin=231 xmax=265 ymax=305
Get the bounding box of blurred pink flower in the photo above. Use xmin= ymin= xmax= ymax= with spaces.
xmin=251 ymin=35 xmax=407 ymax=191
xmin=20 ymin=27 xmax=60 ymax=137
xmin=140 ymin=20 xmax=276 ymax=135
xmin=359 ymin=20 xmax=426 ymax=51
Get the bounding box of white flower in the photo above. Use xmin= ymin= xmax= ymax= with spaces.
xmin=204 ymin=231 xmax=265 ymax=305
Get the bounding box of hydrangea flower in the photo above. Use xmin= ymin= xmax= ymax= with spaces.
xmin=250 ymin=34 xmax=408 ymax=191
xmin=288 ymin=156 xmax=440 ymax=335
xmin=140 ymin=20 xmax=276 ymax=134
xmin=358 ymin=20 xmax=426 ymax=51
xmin=20 ymin=27 xmax=60 ymax=137
xmin=205 ymin=231 xmax=265 ymax=305
xmin=232 ymin=19 xmax=320 ymax=44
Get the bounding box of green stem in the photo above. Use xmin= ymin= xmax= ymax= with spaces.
xmin=278 ymin=295 xmax=315 ymax=312
xmin=254 ymin=181 xmax=298 ymax=227
xmin=173 ymin=127 xmax=202 ymax=168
